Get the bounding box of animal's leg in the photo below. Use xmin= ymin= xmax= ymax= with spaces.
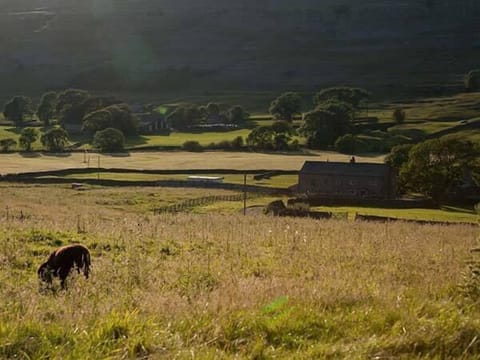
xmin=74 ymin=257 xmax=84 ymax=274
xmin=58 ymin=266 xmax=71 ymax=289
xmin=82 ymin=252 xmax=90 ymax=279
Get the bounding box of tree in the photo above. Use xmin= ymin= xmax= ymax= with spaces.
xmin=182 ymin=140 xmax=203 ymax=152
xmin=313 ymin=87 xmax=370 ymax=109
xmin=105 ymin=104 xmax=138 ymax=135
xmin=301 ymin=101 xmax=352 ymax=148
xmin=166 ymin=104 xmax=201 ymax=129
xmin=230 ymin=136 xmax=244 ymax=149
xmin=227 ymin=105 xmax=249 ymax=125
xmin=464 ymin=69 xmax=480 ymax=92
xmin=385 ymin=144 xmax=413 ymax=170
xmin=269 ymin=92 xmax=302 ymax=121
xmin=392 ymin=108 xmax=406 ymax=124
xmin=206 ymin=103 xmax=220 ymax=116
xmin=93 ymin=128 xmax=125 ymax=152
xmin=246 ymin=122 xmax=295 ymax=150
xmin=83 ymin=104 xmax=137 ymax=136
xmin=247 ymin=126 xmax=275 ymax=149
xmin=301 ymin=109 xmax=337 ymax=148
xmin=56 ymin=89 xmax=90 ymax=125
xmin=271 ymin=120 xmax=295 ymax=150
xmin=18 ymin=127 xmax=38 ymax=151
xmin=313 ymin=87 xmax=370 ymax=118
xmin=37 ymin=91 xmax=57 ymax=127
xmin=334 ymin=134 xmax=362 ymax=154
xmin=3 ymin=96 xmax=33 ymax=125
xmin=385 ymin=144 xmax=414 ymax=194
xmin=400 ymin=136 xmax=480 ymax=202
xmin=82 ymin=109 xmax=113 ymax=133
xmin=41 ymin=127 xmax=70 ymax=152
xmin=0 ymin=138 xmax=17 ymax=152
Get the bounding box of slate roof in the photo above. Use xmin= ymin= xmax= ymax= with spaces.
xmin=300 ymin=161 xmax=391 ymax=177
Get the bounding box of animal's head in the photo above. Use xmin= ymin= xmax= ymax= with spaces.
xmin=37 ymin=262 xmax=54 ymax=283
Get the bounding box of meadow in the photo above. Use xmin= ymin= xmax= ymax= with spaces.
xmin=0 ymin=151 xmax=385 ymax=175
xmin=0 ymin=184 xmax=479 ymax=359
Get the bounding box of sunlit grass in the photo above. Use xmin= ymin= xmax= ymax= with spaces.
xmin=312 ymin=205 xmax=479 ymax=224
xmin=0 ymin=187 xmax=479 ymax=358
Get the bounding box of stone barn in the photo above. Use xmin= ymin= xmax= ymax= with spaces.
xmin=298 ymin=161 xmax=396 ymax=199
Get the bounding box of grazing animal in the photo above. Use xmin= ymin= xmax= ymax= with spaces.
xmin=38 ymin=244 xmax=91 ymax=288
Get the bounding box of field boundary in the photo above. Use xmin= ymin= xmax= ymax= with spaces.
xmin=153 ymin=193 xmax=259 ymax=214
xmin=0 ymin=167 xmax=298 ymax=178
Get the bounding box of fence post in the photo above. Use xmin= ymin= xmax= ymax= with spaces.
xmin=243 ymin=174 xmax=248 ymax=215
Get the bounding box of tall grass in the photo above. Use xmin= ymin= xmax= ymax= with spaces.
xmin=0 ymin=197 xmax=479 ymax=358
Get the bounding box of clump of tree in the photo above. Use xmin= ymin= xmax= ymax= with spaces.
xmin=41 ymin=127 xmax=70 ymax=152
xmin=227 ymin=105 xmax=249 ymax=126
xmin=269 ymin=92 xmax=302 ymax=122
xmin=56 ymin=89 xmax=91 ymax=125
xmin=3 ymin=96 xmax=33 ymax=126
xmin=313 ymin=87 xmax=370 ymax=119
xmin=387 ymin=136 xmax=480 ymax=202
xmin=167 ymin=104 xmax=202 ymax=130
xmin=300 ymin=100 xmax=353 ymax=148
xmin=56 ymin=89 xmax=122 ymax=127
xmin=92 ymin=128 xmax=125 ymax=152
xmin=464 ymin=69 xmax=480 ymax=92
xmin=18 ymin=128 xmax=38 ymax=151
xmin=247 ymin=121 xmax=297 ymax=151
xmin=37 ymin=91 xmax=57 ymax=127
xmin=82 ymin=104 xmax=138 ymax=135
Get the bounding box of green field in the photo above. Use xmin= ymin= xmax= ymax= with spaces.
xmin=0 ymin=184 xmax=479 ymax=359
xmin=125 ymin=129 xmax=252 ymax=148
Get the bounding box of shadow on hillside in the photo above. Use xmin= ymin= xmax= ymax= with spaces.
xmin=102 ymin=152 xmax=131 ymax=158
xmin=19 ymin=151 xmax=41 ymax=158
xmin=42 ymin=152 xmax=72 ymax=158
xmin=126 ymin=135 xmax=148 ymax=146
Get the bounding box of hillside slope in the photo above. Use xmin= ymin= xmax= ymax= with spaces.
xmin=1 ymin=0 xmax=480 ymax=100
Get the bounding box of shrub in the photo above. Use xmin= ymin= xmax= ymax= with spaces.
xmin=465 ymin=69 xmax=480 ymax=92
xmin=230 ymin=136 xmax=244 ymax=149
xmin=93 ymin=128 xmax=125 ymax=152
xmin=0 ymin=138 xmax=17 ymax=152
xmin=19 ymin=127 xmax=38 ymax=151
xmin=182 ymin=140 xmax=203 ymax=152
xmin=334 ymin=134 xmax=364 ymax=154
xmin=392 ymin=108 xmax=406 ymax=124
xmin=289 ymin=139 xmax=300 ymax=151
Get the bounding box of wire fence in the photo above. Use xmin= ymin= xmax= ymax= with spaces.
xmin=153 ymin=193 xmax=261 ymax=214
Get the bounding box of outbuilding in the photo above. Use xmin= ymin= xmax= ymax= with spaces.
xmin=298 ymin=161 xmax=396 ymax=199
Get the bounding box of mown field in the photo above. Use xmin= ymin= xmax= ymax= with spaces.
xmin=0 ymin=184 xmax=479 ymax=359
xmin=0 ymin=151 xmax=385 ymax=175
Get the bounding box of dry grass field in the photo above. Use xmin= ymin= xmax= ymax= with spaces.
xmin=0 ymin=151 xmax=385 ymax=175
xmin=0 ymin=184 xmax=479 ymax=359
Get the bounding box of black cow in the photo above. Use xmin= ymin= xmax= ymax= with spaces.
xmin=38 ymin=244 xmax=91 ymax=288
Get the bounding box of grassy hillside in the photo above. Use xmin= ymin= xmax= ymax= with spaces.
xmin=1 ymin=0 xmax=480 ymax=101
xmin=0 ymin=184 xmax=479 ymax=358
